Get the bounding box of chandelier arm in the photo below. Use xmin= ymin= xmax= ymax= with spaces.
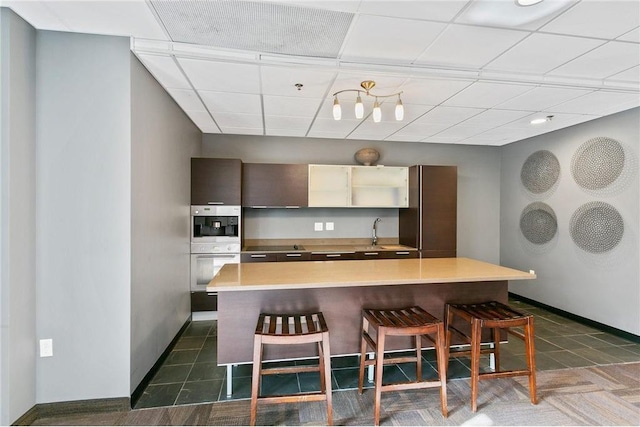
xmin=332 ymin=89 xmax=403 ymax=98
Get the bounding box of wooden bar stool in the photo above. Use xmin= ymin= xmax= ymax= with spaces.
xmin=445 ymin=301 xmax=537 ymax=412
xmin=358 ymin=306 xmax=448 ymax=426
xmin=250 ymin=312 xmax=332 ymax=426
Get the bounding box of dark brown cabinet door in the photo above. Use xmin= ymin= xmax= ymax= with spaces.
xmin=191 ymin=158 xmax=242 ymax=205
xmin=310 ymin=253 xmax=356 ymax=261
xmin=276 ymin=252 xmax=311 ymax=262
xmin=242 ymin=163 xmax=308 ymax=207
xmin=399 ymin=165 xmax=457 ymax=258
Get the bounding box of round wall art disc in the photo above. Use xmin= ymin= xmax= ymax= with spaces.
xmin=520 ymin=202 xmax=557 ymax=244
xmin=570 ymin=201 xmax=624 ymax=253
xmin=571 ymin=137 xmax=625 ymax=190
xmin=520 ymin=150 xmax=560 ymax=194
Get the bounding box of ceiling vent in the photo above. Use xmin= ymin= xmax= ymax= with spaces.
xmin=149 ymin=0 xmax=354 ymax=58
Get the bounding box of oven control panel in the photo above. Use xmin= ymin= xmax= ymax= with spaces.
xmin=191 ymin=242 xmax=241 ymax=254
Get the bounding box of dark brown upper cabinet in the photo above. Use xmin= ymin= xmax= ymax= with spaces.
xmin=191 ymin=158 xmax=242 ymax=206
xmin=399 ymin=165 xmax=457 ymax=258
xmin=242 ymin=163 xmax=308 ymax=207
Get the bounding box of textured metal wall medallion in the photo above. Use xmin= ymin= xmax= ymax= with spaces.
xmin=570 ymin=202 xmax=624 ymax=253
xmin=571 ymin=137 xmax=625 ymax=190
xmin=520 ymin=202 xmax=558 ymax=244
xmin=521 ymin=150 xmax=560 ymax=194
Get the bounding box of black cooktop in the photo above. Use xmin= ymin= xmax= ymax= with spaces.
xmin=244 ymin=245 xmax=305 ymax=251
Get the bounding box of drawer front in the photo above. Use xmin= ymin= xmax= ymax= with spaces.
xmin=276 ymin=252 xmax=311 ymax=262
xmin=387 ymin=250 xmax=419 ymax=259
xmin=191 ymin=291 xmax=217 ymax=311
xmin=356 ymin=251 xmax=385 ymax=260
xmin=310 ymin=253 xmax=356 ymax=261
xmin=241 ymin=253 xmax=277 ymax=263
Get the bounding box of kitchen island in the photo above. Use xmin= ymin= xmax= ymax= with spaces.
xmin=208 ymin=257 xmax=535 ymax=393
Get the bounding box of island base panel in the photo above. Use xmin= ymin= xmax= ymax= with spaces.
xmin=217 ymin=281 xmax=508 ymax=365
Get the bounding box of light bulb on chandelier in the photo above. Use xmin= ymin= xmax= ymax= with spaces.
xmin=332 ymin=80 xmax=404 ymax=122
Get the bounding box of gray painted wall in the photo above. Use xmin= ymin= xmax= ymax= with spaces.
xmin=501 ymin=108 xmax=639 ymax=335
xmin=130 ymin=55 xmax=201 ymax=393
xmin=0 ymin=8 xmax=37 ymax=425
xmin=203 ymin=134 xmax=502 ymax=262
xmin=36 ymin=31 xmax=131 ymax=402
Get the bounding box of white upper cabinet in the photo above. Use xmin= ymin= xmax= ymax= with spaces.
xmin=308 ymin=165 xmax=408 ymax=208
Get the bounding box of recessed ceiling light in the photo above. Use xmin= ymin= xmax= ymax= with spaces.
xmin=516 ymin=0 xmax=544 ymax=6
xmin=531 ymin=115 xmax=554 ymax=125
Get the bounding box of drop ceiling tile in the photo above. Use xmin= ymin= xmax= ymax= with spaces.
xmin=617 ymin=27 xmax=640 ymax=42
xmin=166 ymin=89 xmax=206 ymax=112
xmin=486 ymin=33 xmax=604 ymax=74
xmin=549 ymin=41 xmax=640 ymax=80
xmin=199 ymin=91 xmax=262 ymax=115
xmin=263 ymin=96 xmax=323 ymax=117
xmin=496 ymin=86 xmax=593 ymax=111
xmin=137 ymin=54 xmax=191 ymax=89
xmin=384 ymin=134 xmax=425 ymax=142
xmin=431 ymin=125 xmax=487 ymax=140
xmin=608 ymin=66 xmax=640 ymax=83
xmin=265 ymin=128 xmax=308 ymax=137
xmin=286 ymin=1 xmax=361 ymax=13
xmin=213 ymin=112 xmax=263 ymax=128
xmin=310 ymin=117 xmax=362 ymax=133
xmin=307 ymin=130 xmax=351 ymax=139
xmin=422 ymin=136 xmax=466 ymax=144
xmin=548 ymin=91 xmax=640 ymax=115
xmin=177 ymin=58 xmax=261 ymax=93
xmin=340 ymin=15 xmax=447 ymax=63
xmin=443 ymin=82 xmax=533 ymax=108
xmin=357 ymin=0 xmax=469 ymax=22
xmin=416 ymin=25 xmax=528 ymax=68
xmin=184 ymin=111 xmax=219 ymax=133
xmin=413 ymin=105 xmax=484 ymax=125
xmin=265 ymin=116 xmax=313 ymax=130
xmin=455 ymin=0 xmax=575 ymax=30
xmin=398 ymin=78 xmax=473 ymax=105
xmin=261 ymin=66 xmax=336 ymax=97
xmin=23 ymin=0 xmax=168 ymax=39
xmin=502 ymin=112 xmax=599 ymax=130
xmin=540 ymin=0 xmax=640 ymax=39
xmin=391 ymin=123 xmax=450 ymax=139
xmin=220 ymin=127 xmax=264 ymax=136
xmin=463 ymin=109 xmax=533 ymax=129
xmin=348 ymin=121 xmax=407 ymax=139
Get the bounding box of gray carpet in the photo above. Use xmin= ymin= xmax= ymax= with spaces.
xmin=30 ymin=362 xmax=640 ymax=426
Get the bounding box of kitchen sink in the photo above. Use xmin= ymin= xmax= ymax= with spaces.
xmin=355 ymin=245 xmax=408 ymax=251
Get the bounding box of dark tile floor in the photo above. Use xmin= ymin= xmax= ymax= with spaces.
xmin=134 ymin=298 xmax=640 ymax=409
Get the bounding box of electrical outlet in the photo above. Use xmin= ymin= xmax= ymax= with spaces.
xmin=40 ymin=339 xmax=53 ymax=357
xmin=314 ymin=222 xmax=323 ymax=231
xmin=326 ymin=222 xmax=334 ymax=231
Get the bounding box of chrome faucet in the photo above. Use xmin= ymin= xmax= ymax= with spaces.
xmin=372 ymin=218 xmax=381 ymax=246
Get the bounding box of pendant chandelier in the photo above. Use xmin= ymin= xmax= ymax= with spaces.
xmin=332 ymin=80 xmax=404 ymax=123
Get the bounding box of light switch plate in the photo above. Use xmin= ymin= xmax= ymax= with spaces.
xmin=314 ymin=222 xmax=323 ymax=231
xmin=326 ymin=222 xmax=334 ymax=231
xmin=40 ymin=339 xmax=53 ymax=357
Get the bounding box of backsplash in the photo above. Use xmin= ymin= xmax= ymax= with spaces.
xmin=243 ymin=208 xmax=399 ymax=239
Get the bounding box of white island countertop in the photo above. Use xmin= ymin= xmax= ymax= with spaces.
xmin=207 ymin=257 xmax=536 ymax=292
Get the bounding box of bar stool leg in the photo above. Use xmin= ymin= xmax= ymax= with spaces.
xmin=435 ymin=323 xmax=448 ymax=417
xmin=524 ymin=319 xmax=538 ymax=405
xmin=470 ymin=318 xmax=482 ymax=413
xmin=250 ymin=335 xmax=263 ymax=426
xmin=322 ymin=331 xmax=334 ymax=425
xmin=373 ymin=329 xmax=386 ymax=426
xmin=358 ymin=316 xmax=368 ymax=394
xmin=444 ymin=305 xmax=454 ymax=378
xmin=415 ymin=334 xmax=422 ymax=382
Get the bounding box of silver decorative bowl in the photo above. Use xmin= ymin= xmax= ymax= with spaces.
xmin=354 ymin=148 xmax=380 ymax=166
